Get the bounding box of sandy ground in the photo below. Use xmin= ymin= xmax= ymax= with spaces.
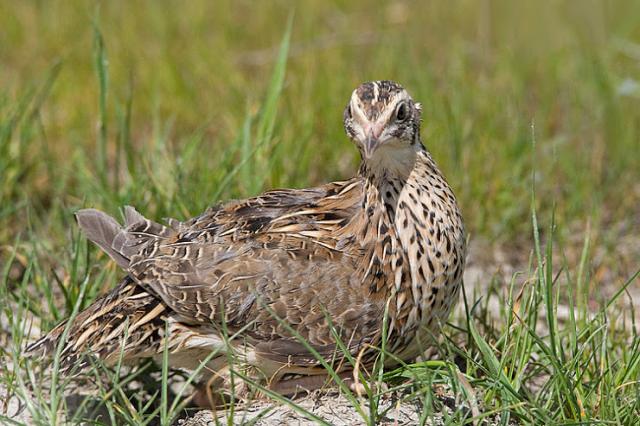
xmin=178 ymin=390 xmax=452 ymax=426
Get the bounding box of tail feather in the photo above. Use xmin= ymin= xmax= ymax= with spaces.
xmin=24 ymin=323 xmax=62 ymax=359
xmin=75 ymin=209 xmax=130 ymax=268
xmin=27 ymin=205 xmax=179 ymax=372
xmin=25 ymin=277 xmax=167 ymax=374
xmin=123 ymin=205 xmax=145 ymax=226
xmin=75 ymin=206 xmax=176 ymax=270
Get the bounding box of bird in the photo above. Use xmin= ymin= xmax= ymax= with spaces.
xmin=26 ymin=80 xmax=466 ymax=401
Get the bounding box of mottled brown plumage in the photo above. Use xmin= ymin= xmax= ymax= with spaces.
xmin=27 ymin=80 xmax=466 ymax=396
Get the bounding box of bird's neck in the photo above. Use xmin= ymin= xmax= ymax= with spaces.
xmin=355 ymin=145 xmax=435 ymax=284
xmin=358 ymin=143 xmax=426 ymax=185
xmin=359 ymin=144 xmax=436 ymax=217
xmin=357 ymin=149 xmax=445 ymax=287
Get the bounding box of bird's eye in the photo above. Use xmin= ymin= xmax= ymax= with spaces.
xmin=395 ymin=103 xmax=408 ymax=122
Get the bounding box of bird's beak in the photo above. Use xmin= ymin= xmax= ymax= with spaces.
xmin=362 ymin=124 xmax=384 ymax=159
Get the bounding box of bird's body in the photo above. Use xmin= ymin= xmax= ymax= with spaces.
xmin=27 ymin=81 xmax=466 ymax=396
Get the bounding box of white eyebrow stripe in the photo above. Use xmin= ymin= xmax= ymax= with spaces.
xmin=350 ymin=91 xmax=369 ymax=123
xmin=372 ymin=82 xmax=379 ymax=105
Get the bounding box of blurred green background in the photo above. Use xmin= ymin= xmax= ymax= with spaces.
xmin=1 ymin=0 xmax=639 ymax=246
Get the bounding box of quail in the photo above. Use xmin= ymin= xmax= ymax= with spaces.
xmin=27 ymin=80 xmax=466 ymax=399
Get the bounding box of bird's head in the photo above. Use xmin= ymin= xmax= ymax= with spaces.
xmin=343 ymin=80 xmax=423 ymax=172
